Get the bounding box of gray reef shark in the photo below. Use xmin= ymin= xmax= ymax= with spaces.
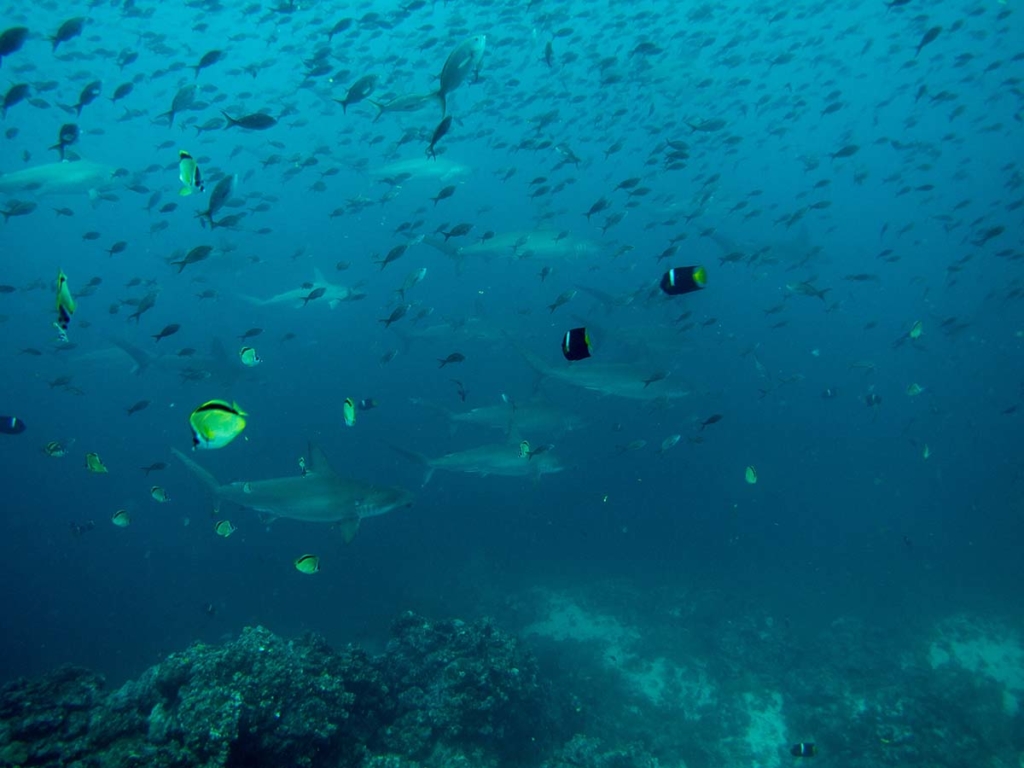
xmin=516 ymin=346 xmax=691 ymax=402
xmin=410 ymin=396 xmax=585 ymax=437
xmin=0 ymin=159 xmax=118 ymax=198
xmin=371 ymin=155 xmax=471 ymax=183
xmin=419 ymin=229 xmax=600 ymax=266
xmin=238 ymin=268 xmax=366 ymax=309
xmin=172 ymin=443 xmax=414 ymax=543
xmin=708 ymin=227 xmax=821 ymax=270
xmin=104 ymin=337 xmax=247 ymax=386
xmin=392 ymin=440 xmax=565 ymax=486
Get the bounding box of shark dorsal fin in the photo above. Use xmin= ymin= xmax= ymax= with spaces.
xmin=306 ymin=442 xmax=337 ymax=477
xmin=313 ymin=267 xmax=327 ymax=286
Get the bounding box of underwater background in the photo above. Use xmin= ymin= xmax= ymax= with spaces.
xmin=0 ymin=0 xmax=1022 ymax=766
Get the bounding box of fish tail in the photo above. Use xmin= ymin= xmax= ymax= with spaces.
xmin=389 ymin=444 xmax=428 ymax=465
xmin=435 ymin=91 xmax=447 ymax=117
xmin=171 ymin=447 xmax=220 ymax=492
xmin=389 ymin=444 xmax=433 ymax=485
xmin=511 ymin=339 xmax=550 ymax=377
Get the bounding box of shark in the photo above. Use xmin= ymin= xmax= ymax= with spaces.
xmin=410 ymin=396 xmax=585 ymax=437
xmin=392 ymin=440 xmax=565 ymax=486
xmin=419 ymin=229 xmax=601 ymax=265
xmin=371 ymin=155 xmax=471 ymax=183
xmin=708 ymin=227 xmax=821 ymax=270
xmin=0 ymin=159 xmax=118 ymax=198
xmin=238 ymin=268 xmax=366 ymax=309
xmin=103 ymin=337 xmax=247 ymax=385
xmin=172 ymin=444 xmax=414 ymax=543
xmin=516 ymin=345 xmax=692 ymax=402
xmin=458 ymin=229 xmax=600 ymax=261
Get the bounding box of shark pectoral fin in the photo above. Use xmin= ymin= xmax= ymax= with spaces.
xmin=328 ymin=299 xmax=341 ymax=309
xmin=171 ymin=447 xmax=220 ymax=492
xmin=338 ymin=516 xmax=360 ymax=544
xmin=257 ymin=512 xmax=279 ymax=526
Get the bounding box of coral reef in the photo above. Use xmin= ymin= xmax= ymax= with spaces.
xmin=0 ymin=613 xmax=559 ymax=768
xmin=3 ymin=600 xmax=1021 ymax=768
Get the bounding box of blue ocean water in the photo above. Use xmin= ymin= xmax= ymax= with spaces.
xmin=1 ymin=0 xmax=1022 ymax=764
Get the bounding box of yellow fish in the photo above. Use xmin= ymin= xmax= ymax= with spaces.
xmin=238 ymin=346 xmax=262 ymax=367
xmin=909 ymin=320 xmax=923 ymax=340
xmin=214 ymin=519 xmax=237 ymax=537
xmin=294 ymin=554 xmax=320 ymax=574
xmin=44 ymin=440 xmax=71 ymax=458
xmin=189 ymin=400 xmax=246 ymax=450
xmin=151 ymin=486 xmax=170 ymax=503
xmin=178 ymin=150 xmax=204 ymax=196
xmin=745 ymin=465 xmax=758 ymax=484
xmin=85 ymin=452 xmax=108 ymax=473
xmin=342 ymin=397 xmax=356 ymax=427
xmin=55 ymin=268 xmax=76 ymax=336
xmin=111 ymin=509 xmax=131 ymax=527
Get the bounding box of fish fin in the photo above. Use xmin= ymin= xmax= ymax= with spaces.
xmin=389 ymin=444 xmax=429 ymax=465
xmin=509 ymin=337 xmax=552 ymax=378
xmin=306 ymin=442 xmax=337 ymax=477
xmin=389 ymin=444 xmax=433 ymax=486
xmin=109 ymin=336 xmax=153 ymax=375
xmin=338 ymin=517 xmax=360 ymax=544
xmin=409 ymin=398 xmax=455 ymax=419
xmin=171 ymin=447 xmax=221 ymax=492
xmin=312 ymin=267 xmax=326 ymax=285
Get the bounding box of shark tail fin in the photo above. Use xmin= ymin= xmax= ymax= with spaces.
xmin=408 ymin=397 xmax=455 ymax=419
xmin=171 ymin=447 xmax=220 ymax=492
xmin=109 ymin=336 xmax=152 ymax=375
xmin=507 ymin=337 xmax=551 ymax=398
xmin=389 ymin=444 xmax=435 ymax=486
